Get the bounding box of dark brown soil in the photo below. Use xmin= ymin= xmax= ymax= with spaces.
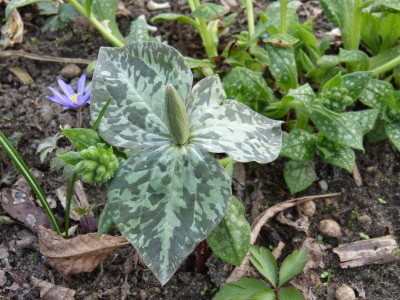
xmin=0 ymin=1 xmax=399 ymax=299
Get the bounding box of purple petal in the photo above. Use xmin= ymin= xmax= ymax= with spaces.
xmin=57 ymin=79 xmax=75 ymax=97
xmin=47 ymin=95 xmax=71 ymax=106
xmin=77 ymin=74 xmax=86 ymax=95
xmin=83 ymin=86 xmax=91 ymax=102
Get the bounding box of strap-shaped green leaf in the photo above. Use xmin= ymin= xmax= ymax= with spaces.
xmin=108 ymin=144 xmax=231 ymax=285
xmin=91 ymin=42 xmax=193 ymax=149
xmin=207 ymin=196 xmax=250 ymax=266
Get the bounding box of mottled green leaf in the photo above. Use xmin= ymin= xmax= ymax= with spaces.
xmin=309 ymin=107 xmax=364 ymax=150
xmin=58 ymin=151 xmax=82 ymax=165
xmin=192 ymin=3 xmax=227 ymax=21
xmin=213 ymin=278 xmax=271 ymax=300
xmin=343 ymin=109 xmax=379 ymax=135
xmin=380 ymin=13 xmax=400 ymax=51
xmin=284 ymin=160 xmax=317 ymax=194
xmin=342 ymin=71 xmax=372 ymax=101
xmin=222 ymin=67 xmax=273 ymax=110
xmin=317 ymin=137 xmax=355 ymax=172
xmin=318 ymin=49 xmax=369 ymax=69
xmin=62 ymin=128 xmax=103 ymax=151
xmin=278 ymin=287 xmax=306 ymax=300
xmin=360 ymin=79 xmax=394 ymax=109
xmin=385 ymin=122 xmax=400 ymax=151
xmin=108 ymin=144 xmax=231 ymax=285
xmin=189 ymin=76 xmax=282 ymax=163
xmin=265 ymin=34 xmax=298 ymax=90
xmin=207 ymin=196 xmax=250 ymax=266
xmin=249 ymin=245 xmax=278 ymax=288
xmin=98 ymin=201 xmax=114 ymax=238
xmin=280 ymin=129 xmax=316 ymax=162
xmin=91 ymin=42 xmax=192 ymax=149
xmin=184 ymin=57 xmax=215 ymax=69
xmin=152 ymin=13 xmax=199 ymax=30
xmin=278 ymin=247 xmax=308 ymax=288
xmin=6 ymin=0 xmax=54 ymax=19
xmin=286 ymin=84 xmax=315 ymax=112
xmin=376 ymin=0 xmax=400 ymax=11
xmin=128 ymin=18 xmax=157 ymax=42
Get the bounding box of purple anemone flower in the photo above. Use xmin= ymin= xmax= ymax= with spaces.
xmin=48 ymin=74 xmax=91 ymax=109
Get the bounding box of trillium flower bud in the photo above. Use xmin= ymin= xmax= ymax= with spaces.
xmin=164 ymin=84 xmax=190 ymax=146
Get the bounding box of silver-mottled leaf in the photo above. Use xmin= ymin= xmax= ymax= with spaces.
xmin=280 ymin=129 xmax=316 ymax=162
xmin=284 ymin=160 xmax=317 ymax=194
xmin=343 ymin=109 xmax=379 ymax=135
xmin=91 ymin=42 xmax=193 ymax=149
xmin=108 ymin=144 xmax=231 ymax=285
xmin=360 ymin=79 xmax=393 ymax=109
xmin=385 ymin=122 xmax=400 ymax=151
xmin=287 ymin=83 xmax=315 ymax=112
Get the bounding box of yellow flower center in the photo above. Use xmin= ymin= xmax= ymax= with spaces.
xmin=69 ymin=93 xmax=80 ymax=104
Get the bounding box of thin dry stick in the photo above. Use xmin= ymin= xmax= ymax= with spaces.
xmin=352 ymin=163 xmax=363 ymax=187
xmin=225 ymin=192 xmax=341 ymax=283
xmin=0 ymin=50 xmax=94 ymax=64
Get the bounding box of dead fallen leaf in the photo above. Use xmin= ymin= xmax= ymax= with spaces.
xmin=302 ymin=238 xmax=327 ymax=273
xmin=31 ymin=276 xmax=76 ymax=300
xmin=55 ymin=180 xmax=93 ymax=221
xmin=1 ymin=170 xmax=52 ymax=233
xmin=0 ymin=9 xmax=24 ymax=50
xmin=117 ymin=0 xmax=132 ymax=16
xmin=8 ymin=66 xmax=34 ymax=85
xmin=277 ymin=212 xmax=310 ymax=234
xmin=38 ymin=225 xmax=129 ymax=278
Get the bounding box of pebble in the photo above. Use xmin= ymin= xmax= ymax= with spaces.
xmin=0 ymin=269 xmax=6 ymax=286
xmin=366 ymin=166 xmax=376 ymax=173
xmin=335 ymin=284 xmax=355 ymax=300
xmin=297 ymin=200 xmax=316 ymax=217
xmin=324 ymin=198 xmax=333 ymax=207
xmin=357 ymin=215 xmax=372 ymax=224
xmin=140 ymin=290 xmax=147 ymax=300
xmin=61 ymin=64 xmax=82 ymax=79
xmin=318 ymin=180 xmax=328 ymax=191
xmin=318 ymin=219 xmax=341 ymax=238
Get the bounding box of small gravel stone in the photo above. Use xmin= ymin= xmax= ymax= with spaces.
xmin=140 ymin=290 xmax=147 ymax=300
xmin=318 ymin=180 xmax=328 ymax=191
xmin=324 ymin=198 xmax=333 ymax=206
xmin=0 ymin=269 xmax=7 ymax=287
xmin=318 ymin=219 xmax=341 ymax=237
xmin=357 ymin=215 xmax=372 ymax=224
xmin=335 ymin=284 xmax=355 ymax=300
xmin=297 ymin=200 xmax=316 ymax=217
xmin=61 ymin=64 xmax=82 ymax=79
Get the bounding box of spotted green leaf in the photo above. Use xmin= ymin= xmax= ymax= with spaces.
xmin=192 ymin=3 xmax=227 ymax=21
xmin=317 ymin=137 xmax=355 ymax=172
xmin=128 ymin=18 xmax=157 ymax=42
xmin=286 ymin=83 xmax=315 ymax=112
xmin=385 ymin=122 xmax=400 ymax=151
xmin=109 ymin=144 xmax=231 ymax=285
xmin=342 ymin=71 xmax=372 ymax=101
xmin=213 ymin=278 xmax=272 ymax=300
xmin=318 ymin=49 xmax=369 ymax=69
xmin=207 ymin=196 xmax=250 ymax=266
xmin=309 ymin=106 xmax=364 ymax=150
xmin=278 ymin=287 xmax=306 ymax=300
xmin=189 ymin=76 xmax=282 ymax=163
xmin=222 ymin=67 xmax=273 ymax=111
xmin=360 ymin=79 xmax=394 ymax=109
xmin=265 ymin=34 xmax=298 ymax=90
xmin=91 ymin=42 xmax=192 ymax=149
xmin=284 ymin=160 xmax=317 ymax=194
xmin=280 ymin=129 xmax=316 ymax=162
xmin=376 ymin=0 xmax=400 ymax=11
xmin=278 ymin=247 xmax=308 ymax=288
xmin=343 ymin=109 xmax=379 ymax=135
xmin=249 ymin=245 xmax=278 ymax=288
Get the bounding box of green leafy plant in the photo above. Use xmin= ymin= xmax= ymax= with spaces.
xmin=56 ymin=41 xmax=282 ymax=284
xmin=38 ymin=2 xmax=79 ymax=31
xmin=214 ymin=246 xmax=309 ymax=300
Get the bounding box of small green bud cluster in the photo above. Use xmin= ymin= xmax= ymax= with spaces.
xmin=320 ymin=86 xmax=353 ymax=112
xmin=75 ymin=143 xmax=119 ymax=184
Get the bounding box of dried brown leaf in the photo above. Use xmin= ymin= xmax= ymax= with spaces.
xmin=31 ymin=276 xmax=76 ymax=300
xmin=0 ymin=9 xmax=24 ymax=50
xmin=117 ymin=0 xmax=132 ymax=16
xmin=38 ymin=225 xmax=129 ymax=278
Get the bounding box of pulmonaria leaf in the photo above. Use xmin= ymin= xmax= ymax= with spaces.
xmin=108 ymin=144 xmax=231 ymax=285
xmin=280 ymin=129 xmax=316 ymax=162
xmin=317 ymin=137 xmax=355 ymax=172
xmin=284 ymin=160 xmax=317 ymax=194
xmin=385 ymin=122 xmax=400 ymax=151
xmin=343 ymin=109 xmax=379 ymax=135
xmin=360 ymin=79 xmax=394 ymax=109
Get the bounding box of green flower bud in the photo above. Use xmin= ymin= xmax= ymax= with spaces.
xmin=164 ymin=84 xmax=190 ymax=146
xmin=84 ymin=160 xmax=98 ymax=171
xmin=82 ymin=171 xmax=94 ymax=182
xmin=339 ymin=87 xmax=348 ymax=94
xmin=96 ymin=165 xmax=107 ymax=177
xmin=87 ymin=146 xmax=100 ymax=159
xmin=100 ymin=154 xmax=110 ymax=164
xmin=80 ymin=149 xmax=90 ymax=159
xmin=333 ymin=92 xmax=342 ymax=101
xmin=75 ymin=161 xmax=85 ymax=172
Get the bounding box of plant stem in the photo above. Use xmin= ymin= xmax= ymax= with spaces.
xmin=0 ymin=130 xmax=61 ymax=235
xmin=77 ymin=107 xmax=82 ymax=128
xmin=371 ymin=55 xmax=400 ymax=76
xmin=65 ymin=172 xmax=78 ymax=239
xmin=67 ymin=0 xmax=125 ymax=47
xmin=245 ymin=0 xmax=255 ymax=39
xmin=346 ymin=0 xmax=362 ymax=71
xmin=280 ymin=0 xmax=287 ymax=34
xmin=188 ymin=0 xmax=218 ymax=58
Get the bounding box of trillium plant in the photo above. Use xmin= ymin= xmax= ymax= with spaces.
xmin=84 ymin=41 xmax=282 ymax=284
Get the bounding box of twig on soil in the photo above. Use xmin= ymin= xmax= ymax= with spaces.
xmin=352 ymin=163 xmax=363 ymax=187
xmin=225 ymin=192 xmax=341 ymax=283
xmin=0 ymin=50 xmax=94 ymax=65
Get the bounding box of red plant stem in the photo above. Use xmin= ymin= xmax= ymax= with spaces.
xmin=195 ymin=239 xmax=210 ymax=274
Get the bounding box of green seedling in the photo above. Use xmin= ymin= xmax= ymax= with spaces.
xmin=359 ymin=232 xmax=370 ymax=239
xmin=378 ymin=197 xmax=387 ymax=204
